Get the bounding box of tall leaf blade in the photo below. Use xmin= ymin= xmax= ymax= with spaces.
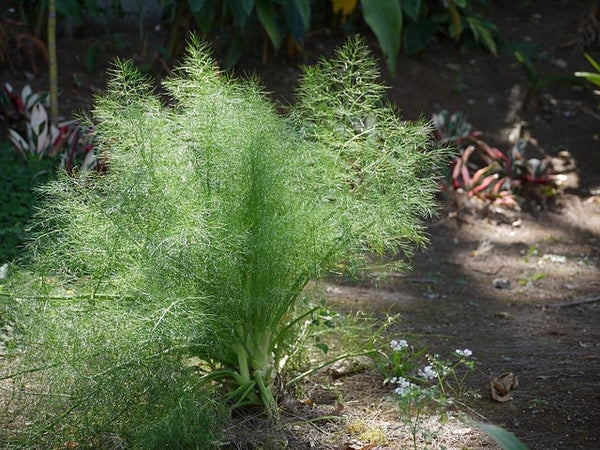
xmin=360 ymin=0 xmax=402 ymax=76
xmin=584 ymin=52 xmax=600 ymax=72
xmin=285 ymin=0 xmax=311 ymax=42
xmin=477 ymin=423 xmax=529 ymax=450
xmin=256 ymin=0 xmax=282 ymax=49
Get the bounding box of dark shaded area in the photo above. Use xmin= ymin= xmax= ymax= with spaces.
xmin=0 ymin=143 xmax=55 ymax=262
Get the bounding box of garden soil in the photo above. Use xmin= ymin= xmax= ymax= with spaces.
xmin=2 ymin=0 xmax=599 ymax=448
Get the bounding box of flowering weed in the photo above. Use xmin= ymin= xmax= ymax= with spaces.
xmin=375 ymin=337 xmax=477 ymax=448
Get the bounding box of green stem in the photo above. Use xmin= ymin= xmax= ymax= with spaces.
xmin=232 ymin=341 xmax=251 ymax=384
xmin=254 ymin=370 xmax=277 ymax=417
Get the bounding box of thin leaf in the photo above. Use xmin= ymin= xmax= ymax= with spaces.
xmin=584 ymin=52 xmax=600 ymax=72
xmin=575 ymin=71 xmax=600 ymax=88
xmin=361 ymin=0 xmax=402 ymax=76
xmin=467 ymin=15 xmax=497 ymax=55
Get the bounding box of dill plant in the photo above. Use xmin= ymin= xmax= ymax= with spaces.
xmin=7 ymin=37 xmax=446 ymax=446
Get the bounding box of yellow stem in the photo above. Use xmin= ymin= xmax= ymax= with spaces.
xmin=48 ymin=0 xmax=58 ymax=125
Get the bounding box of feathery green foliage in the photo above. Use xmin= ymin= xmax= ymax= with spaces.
xmin=5 ymin=37 xmax=445 ymax=447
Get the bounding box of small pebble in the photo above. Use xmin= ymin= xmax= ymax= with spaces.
xmin=493 ymin=278 xmax=511 ymax=289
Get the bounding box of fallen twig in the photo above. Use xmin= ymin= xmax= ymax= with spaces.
xmin=473 ymin=265 xmax=505 ymax=276
xmin=546 ymin=295 xmax=600 ymax=309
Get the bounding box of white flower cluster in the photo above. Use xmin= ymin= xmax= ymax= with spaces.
xmin=390 ymin=339 xmax=408 ymax=352
xmin=418 ymin=365 xmax=438 ymax=380
xmin=455 ymin=348 xmax=473 ymax=357
xmin=391 ymin=377 xmax=416 ymax=397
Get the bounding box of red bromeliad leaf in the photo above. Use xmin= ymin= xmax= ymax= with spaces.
xmin=460 ymin=164 xmax=470 ymax=187
xmin=471 ymin=173 xmax=498 ymax=195
xmin=461 ymin=144 xmax=475 ymax=162
xmin=491 ymin=176 xmax=507 ymax=194
xmin=471 ymin=165 xmax=492 ymax=185
xmin=451 ymin=157 xmax=462 ymax=189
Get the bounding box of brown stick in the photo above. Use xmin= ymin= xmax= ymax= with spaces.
xmin=547 ymin=295 xmax=600 ymax=309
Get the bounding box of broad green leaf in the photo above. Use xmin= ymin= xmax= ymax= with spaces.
xmin=452 ymin=0 xmax=467 ymax=8
xmin=401 ymin=0 xmax=421 ymax=22
xmin=187 ymin=0 xmax=206 ymax=12
xmin=227 ymin=0 xmax=250 ymax=28
xmin=284 ymin=0 xmax=311 ymax=42
xmin=402 ymin=20 xmax=437 ymax=55
xmin=477 ymin=423 xmax=529 ymax=450
xmin=361 ymin=0 xmax=402 ymax=76
xmin=256 ymin=0 xmax=282 ymax=49
xmin=191 ymin=0 xmax=217 ymax=33
xmin=223 ymin=35 xmax=244 ymax=70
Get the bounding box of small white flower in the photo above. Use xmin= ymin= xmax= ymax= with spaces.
xmin=390 ymin=339 xmax=408 ymax=352
xmin=392 ymin=377 xmax=415 ymax=396
xmin=455 ymin=348 xmax=473 ymax=357
xmin=418 ymin=365 xmax=438 ymax=380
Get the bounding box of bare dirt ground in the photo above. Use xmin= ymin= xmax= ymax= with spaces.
xmin=2 ymin=0 xmax=599 ymax=449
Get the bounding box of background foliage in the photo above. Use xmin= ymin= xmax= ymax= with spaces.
xmin=7 ymin=0 xmax=497 ymax=73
